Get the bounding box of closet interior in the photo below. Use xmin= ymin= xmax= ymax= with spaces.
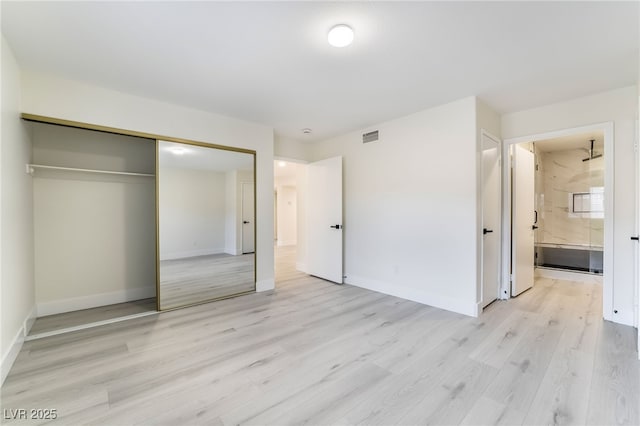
xmin=28 ymin=122 xmax=157 ymax=337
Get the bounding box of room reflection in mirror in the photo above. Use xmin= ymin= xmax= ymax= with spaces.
xmin=157 ymin=140 xmax=255 ymax=310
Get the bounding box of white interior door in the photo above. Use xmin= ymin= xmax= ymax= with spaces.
xmin=636 ymin=100 xmax=640 ymax=356
xmin=482 ymin=134 xmax=501 ymax=308
xmin=512 ymin=144 xmax=536 ymax=296
xmin=307 ymin=156 xmax=343 ymax=283
xmin=241 ymin=182 xmax=255 ymax=254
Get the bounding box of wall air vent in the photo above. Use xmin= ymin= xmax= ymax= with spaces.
xmin=362 ymin=130 xmax=379 ymax=144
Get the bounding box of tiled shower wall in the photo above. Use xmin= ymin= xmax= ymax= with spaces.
xmin=535 ymin=147 xmax=604 ymax=246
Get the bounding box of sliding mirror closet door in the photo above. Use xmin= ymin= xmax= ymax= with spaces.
xmin=157 ymin=140 xmax=256 ymax=310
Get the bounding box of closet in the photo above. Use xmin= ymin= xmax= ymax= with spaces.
xmin=25 ymin=117 xmax=258 ymax=337
xmin=28 ymin=122 xmax=157 ymax=336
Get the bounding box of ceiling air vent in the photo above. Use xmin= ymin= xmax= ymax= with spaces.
xmin=363 ymin=130 xmax=379 ymax=144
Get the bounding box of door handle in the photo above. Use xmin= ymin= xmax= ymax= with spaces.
xmin=534 ymin=210 xmax=538 ymax=224
xmin=532 ymin=225 xmax=539 ymax=230
xmin=243 ymin=221 xmax=250 ymax=224
xmin=329 ymin=224 xmax=342 ymax=229
xmin=483 ymin=228 xmax=493 ymax=235
xmin=631 ymin=236 xmax=639 ymax=241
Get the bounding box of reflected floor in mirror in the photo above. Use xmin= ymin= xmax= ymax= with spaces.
xmin=29 ymin=298 xmax=157 ymax=337
xmin=159 ymin=253 xmax=255 ymax=309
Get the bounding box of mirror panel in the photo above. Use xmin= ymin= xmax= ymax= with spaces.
xmin=157 ymin=140 xmax=255 ymax=310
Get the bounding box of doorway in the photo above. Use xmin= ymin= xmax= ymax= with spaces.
xmin=503 ymin=123 xmax=613 ymax=318
xmin=274 ymin=160 xmax=305 ymax=284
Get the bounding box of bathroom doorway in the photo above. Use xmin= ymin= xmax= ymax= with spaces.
xmin=503 ymin=123 xmax=614 ymax=318
xmin=530 ymin=133 xmax=605 ymax=277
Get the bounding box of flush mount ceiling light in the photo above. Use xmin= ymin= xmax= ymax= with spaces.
xmin=328 ymin=24 xmax=354 ymax=47
xmin=278 ymin=161 xmax=287 ymax=167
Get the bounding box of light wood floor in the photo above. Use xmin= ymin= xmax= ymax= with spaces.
xmin=159 ymin=253 xmax=254 ymax=309
xmin=29 ymin=299 xmax=157 ymax=337
xmin=2 ymin=246 xmax=638 ymax=425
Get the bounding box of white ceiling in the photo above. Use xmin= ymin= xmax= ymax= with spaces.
xmin=2 ymin=2 xmax=638 ymax=143
xmin=534 ymin=131 xmax=604 ymax=154
xmin=158 ymin=140 xmax=253 ymax=172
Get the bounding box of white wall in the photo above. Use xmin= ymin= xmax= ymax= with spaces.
xmin=311 ymin=97 xmax=479 ymax=316
xmin=274 ymin=135 xmax=312 ymax=162
xmin=1 ymin=36 xmax=35 ymax=384
xmin=502 ymin=86 xmax=638 ymax=326
xmin=20 ymin=71 xmax=275 ymax=292
xmin=276 ymin=185 xmax=297 ymax=246
xmin=159 ymin=167 xmax=226 ymax=260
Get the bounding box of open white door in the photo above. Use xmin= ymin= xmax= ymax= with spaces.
xmin=307 ymin=156 xmax=343 ymax=283
xmin=636 ymin=100 xmax=640 ymax=357
xmin=481 ymin=134 xmax=501 ymax=308
xmin=241 ymin=182 xmax=255 ymax=254
xmin=511 ymin=145 xmax=536 ymax=296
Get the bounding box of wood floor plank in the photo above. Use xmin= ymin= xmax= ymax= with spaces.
xmin=482 ymin=323 xmax=564 ymax=415
xmin=460 ymin=396 xmax=526 ymax=426
xmin=1 ymin=247 xmax=638 ymax=426
xmin=586 ymin=321 xmax=640 ymax=425
xmin=522 ymin=319 xmax=601 ymax=425
xmin=469 ymin=309 xmax=537 ymax=369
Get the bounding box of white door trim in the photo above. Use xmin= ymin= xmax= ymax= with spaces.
xmin=502 ymin=122 xmax=615 ymax=322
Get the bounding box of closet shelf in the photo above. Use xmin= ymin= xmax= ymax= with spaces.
xmin=26 ymin=164 xmax=155 ymax=177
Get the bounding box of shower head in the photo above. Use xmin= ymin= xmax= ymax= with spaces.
xmin=583 ymin=154 xmax=603 ymax=162
xmin=582 ymin=139 xmax=602 ymax=162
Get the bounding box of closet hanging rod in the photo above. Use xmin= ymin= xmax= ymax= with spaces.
xmin=26 ymin=164 xmax=155 ymax=177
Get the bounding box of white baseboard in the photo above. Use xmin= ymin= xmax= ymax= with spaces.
xmin=37 ymin=286 xmax=156 ymax=317
xmin=256 ymin=279 xmax=275 ymax=292
xmin=24 ymin=305 xmax=37 ymax=336
xmin=535 ymin=267 xmax=603 ymax=284
xmin=345 ymin=274 xmax=477 ymax=317
xmin=160 ymin=247 xmax=224 ymax=261
xmin=296 ymin=262 xmax=307 ymax=274
xmin=1 ymin=304 xmax=36 ymax=386
xmin=277 ymin=240 xmax=297 ymax=247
